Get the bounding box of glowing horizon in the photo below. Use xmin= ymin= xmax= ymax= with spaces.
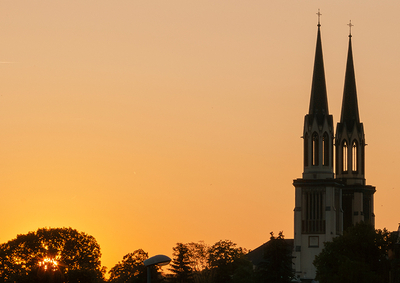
xmin=0 ymin=0 xmax=399 ymax=272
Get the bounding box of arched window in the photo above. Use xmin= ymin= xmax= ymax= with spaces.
xmin=342 ymin=140 xmax=348 ymax=172
xmin=352 ymin=140 xmax=358 ymax=172
xmin=322 ymin=133 xmax=329 ymax=166
xmin=304 ymin=133 xmax=309 ymax=167
xmin=312 ymin=132 xmax=319 ymax=166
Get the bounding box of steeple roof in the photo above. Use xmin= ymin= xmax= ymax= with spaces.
xmin=340 ymin=34 xmax=360 ymax=131
xmin=308 ymin=24 xmax=330 ymax=126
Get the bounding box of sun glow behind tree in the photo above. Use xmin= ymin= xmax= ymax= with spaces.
xmin=0 ymin=227 xmax=104 ymax=282
xmin=39 ymin=257 xmax=59 ymax=272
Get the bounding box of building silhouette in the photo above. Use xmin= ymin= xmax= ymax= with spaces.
xmin=292 ymin=18 xmax=376 ymax=280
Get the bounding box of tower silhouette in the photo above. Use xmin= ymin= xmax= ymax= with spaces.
xmin=293 ymin=17 xmax=375 ymax=280
xmin=335 ymin=30 xmax=376 ymax=230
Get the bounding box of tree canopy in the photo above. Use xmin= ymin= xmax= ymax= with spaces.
xmin=166 ymin=242 xmax=211 ymax=283
xmin=167 ymin=240 xmax=252 ymax=283
xmin=169 ymin=243 xmax=194 ymax=283
xmin=0 ymin=227 xmax=104 ymax=283
xmin=314 ymin=222 xmax=397 ymax=283
xmin=108 ymin=249 xmax=148 ymax=283
xmin=108 ymin=249 xmax=164 ymax=283
xmin=0 ymin=227 xmax=299 ymax=283
xmin=208 ymin=240 xmax=248 ymax=283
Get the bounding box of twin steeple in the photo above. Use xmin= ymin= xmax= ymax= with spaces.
xmin=293 ymin=16 xmax=375 ymax=280
xmin=304 ymin=15 xmax=363 ymax=181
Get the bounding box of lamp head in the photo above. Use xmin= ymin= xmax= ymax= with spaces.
xmin=144 ymin=254 xmax=171 ymax=267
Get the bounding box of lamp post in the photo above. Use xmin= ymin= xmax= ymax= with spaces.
xmin=143 ymin=254 xmax=171 ymax=283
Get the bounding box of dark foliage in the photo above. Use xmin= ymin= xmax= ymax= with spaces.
xmin=314 ymin=222 xmax=397 ymax=283
xmin=0 ymin=227 xmax=104 ymax=283
xmin=185 ymin=242 xmax=211 ymax=283
xmin=108 ymin=249 xmax=162 ymax=283
xmin=208 ymin=240 xmax=248 ymax=283
xmin=169 ymin=243 xmax=194 ymax=283
xmin=167 ymin=241 xmax=253 ymax=283
xmin=231 ymin=256 xmax=254 ymax=283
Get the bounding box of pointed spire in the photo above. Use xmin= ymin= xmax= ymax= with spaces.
xmin=308 ymin=12 xmax=329 ymax=126
xmin=340 ymin=24 xmax=360 ymax=130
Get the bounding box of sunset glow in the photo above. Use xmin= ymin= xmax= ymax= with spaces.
xmin=39 ymin=257 xmax=58 ymax=271
xmin=0 ymin=0 xmax=399 ymax=272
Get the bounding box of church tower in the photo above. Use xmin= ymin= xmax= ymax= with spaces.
xmin=335 ymin=24 xmax=376 ymax=230
xmin=293 ymin=14 xmax=343 ymax=280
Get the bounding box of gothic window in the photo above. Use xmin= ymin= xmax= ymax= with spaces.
xmin=322 ymin=132 xmax=329 ymax=166
xmin=304 ymin=133 xmax=309 ymax=167
xmin=312 ymin=132 xmax=319 ymax=166
xmin=352 ymin=140 xmax=358 ymax=172
xmin=302 ymin=190 xmax=325 ymax=234
xmin=342 ymin=140 xmax=348 ymax=172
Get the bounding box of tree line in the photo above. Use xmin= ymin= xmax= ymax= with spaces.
xmin=314 ymin=222 xmax=400 ymax=283
xmin=0 ymin=224 xmax=399 ymax=282
xmin=0 ymin=227 xmax=293 ymax=283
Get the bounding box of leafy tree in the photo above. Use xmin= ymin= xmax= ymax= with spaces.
xmin=314 ymin=222 xmax=397 ymax=283
xmin=185 ymin=242 xmax=209 ymax=273
xmin=169 ymin=243 xmax=194 ymax=283
xmin=108 ymin=249 xmax=162 ymax=283
xmin=254 ymin=231 xmax=293 ymax=283
xmin=109 ymin=249 xmax=147 ymax=283
xmin=166 ymin=241 xmax=211 ymax=283
xmin=208 ymin=240 xmax=247 ymax=283
xmin=166 ymin=240 xmax=251 ymax=283
xmin=231 ymin=256 xmax=254 ymax=283
xmin=0 ymin=227 xmax=104 ymax=283
xmin=185 ymin=242 xmax=211 ymax=283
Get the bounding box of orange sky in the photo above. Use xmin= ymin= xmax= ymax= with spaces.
xmin=0 ymin=0 xmax=399 ymax=271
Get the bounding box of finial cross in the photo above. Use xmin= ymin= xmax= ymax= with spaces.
xmin=316 ymin=9 xmax=322 ymax=26
xmin=348 ymin=20 xmax=354 ymax=36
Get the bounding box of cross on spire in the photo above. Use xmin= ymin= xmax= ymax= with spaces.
xmin=316 ymin=9 xmax=322 ymax=26
xmin=348 ymin=20 xmax=354 ymax=37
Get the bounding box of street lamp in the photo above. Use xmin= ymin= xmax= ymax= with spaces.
xmin=143 ymin=254 xmax=171 ymax=283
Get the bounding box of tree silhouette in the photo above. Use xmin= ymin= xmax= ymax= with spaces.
xmin=169 ymin=243 xmax=194 ymax=283
xmin=186 ymin=242 xmax=211 ymax=283
xmin=208 ymin=240 xmax=247 ymax=283
xmin=167 ymin=240 xmax=250 ymax=283
xmin=108 ymin=249 xmax=147 ymax=283
xmin=0 ymin=227 xmax=104 ymax=283
xmin=314 ymin=222 xmax=396 ymax=283
xmin=108 ymin=249 xmax=162 ymax=283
